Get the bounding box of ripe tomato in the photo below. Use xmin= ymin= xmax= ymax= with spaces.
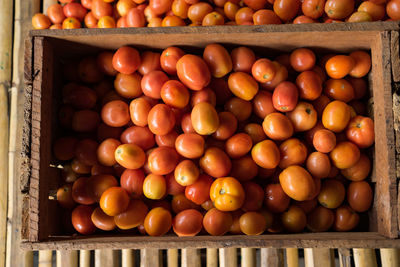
xmin=63 ymin=3 xmax=87 ymax=22
xmin=224 ymin=97 xmax=252 ymax=122
xmin=84 ymin=12 xmax=98 ymax=28
xmin=160 ymin=47 xmax=185 ymax=75
xmin=334 ymin=205 xmax=359 ymax=231
xmin=312 ymin=95 xmax=330 ymax=118
xmin=121 ymin=126 xmax=155 ymax=151
xmin=281 ymin=205 xmax=306 ymax=233
xmin=225 ymin=133 xmax=252 ymax=159
xmin=116 ymin=0 xmax=137 ymax=16
xmin=262 ymin=112 xmax=294 ymax=141
xmin=147 ymin=104 xmax=176 ymax=136
xmin=148 ymin=146 xmax=180 ymax=175
xmin=71 ymin=158 xmax=91 ymax=174
xmin=302 ymin=0 xmax=325 ymax=19
xmin=253 ymin=9 xmax=282 ymax=25
xmin=313 ymin=129 xmax=336 ymax=153
xmin=172 ymin=194 xmax=200 ymax=213
xmin=290 ymin=48 xmax=316 ymax=72
xmin=317 ymin=179 xmax=345 ymax=209
xmin=138 ymin=51 xmax=161 ymax=75
xmin=161 ymin=80 xmax=190 ymax=109
xmin=62 ymin=17 xmax=81 ymax=29
xmin=251 ymin=139 xmax=280 ymax=169
xmin=325 ymin=55 xmax=355 ymax=79
xmin=190 ymin=88 xmax=217 ymax=107
xmin=176 ymin=54 xmax=211 ymax=91
xmin=287 ymin=102 xmax=317 ymax=132
xmin=96 ymin=51 xmax=118 ymax=76
xmin=239 ymin=212 xmax=267 ymax=235
xmin=96 ymin=123 xmax=123 ymax=142
xmin=114 ymin=73 xmax=142 ymax=99
xmin=252 ymin=91 xmax=275 ymax=119
xmin=162 ymin=15 xmax=186 ymax=26
xmin=191 ymin=102 xmax=220 ymax=135
xmin=149 ymin=0 xmax=173 ymax=15
xmin=357 ymin=1 xmax=385 ymax=21
xmin=244 ymin=123 xmax=267 ymax=144
xmin=322 ymin=100 xmax=351 ymax=133
xmin=112 ymin=46 xmax=141 ymax=74
xmin=306 ymin=152 xmax=331 ymax=179
xmin=174 ymin=160 xmax=200 ymax=186
xmin=57 ymin=184 xmax=76 ymax=210
xmin=330 ymin=141 xmax=360 ymax=169
xmin=307 ymin=206 xmax=334 ymax=232
xmin=184 ymin=174 xmax=213 ymax=205
xmin=273 ymin=0 xmax=301 ymax=21
xmin=224 ymin=2 xmax=240 ymax=21
xmin=279 ymin=138 xmax=307 ymax=169
xmin=72 ymin=177 xmax=95 ymax=205
xmin=347 ymin=77 xmax=367 ymax=100
xmin=264 ymin=183 xmax=290 ymax=213
xmin=203 ymin=44 xmax=232 ymax=78
xmin=293 ymin=198 xmax=317 ymax=214
xmin=229 ymin=210 xmax=244 ymax=234
xmin=141 ymin=70 xmax=169 ymax=99
xmin=101 ymin=100 xmax=130 ymax=127
xmin=98 ymin=16 xmax=116 ymax=28
xmin=114 ymin=143 xmax=145 ymax=170
xmin=324 ymin=0 xmax=354 ymax=19
xmin=180 ymin=113 xmax=195 ymax=133
xmin=272 ymin=81 xmax=299 ymax=112
xmin=72 ymin=205 xmax=96 ymax=235
xmin=47 ymin=4 xmax=66 ymax=24
xmin=144 ymin=207 xmax=172 ymax=236
xmin=346 ymin=115 xmax=374 ymax=148
xmin=99 ymin=187 xmax=129 ymax=216
xmin=251 ymin=59 xmax=275 ymax=84
xmin=211 ymin=112 xmax=237 ymax=141
xmin=324 ymin=79 xmax=355 ymax=102
xmin=200 ymin=147 xmax=231 ymax=177
xmin=296 ymin=70 xmax=323 ymax=101
xmin=347 ymin=181 xmax=373 ymax=212
xmin=142 ymin=174 xmax=167 ymax=200
xmin=120 ymin=169 xmax=145 ymax=198
xmin=240 ymin=182 xmax=263 ymax=211
xmin=86 ymin=174 xmax=118 ymax=202
xmin=210 ymin=177 xmax=245 ymax=211
xmin=97 ymin=138 xmax=120 ymax=167
xmin=235 ymin=7 xmax=254 ymax=25
xmin=172 ymin=0 xmax=190 ymax=19
xmin=203 ymin=208 xmax=233 ymax=236
xmin=387 ymin=0 xmax=400 ymax=20
xmin=126 ymin=7 xmax=146 ymax=27
xmin=228 ymin=72 xmax=259 ymax=101
xmin=175 ymin=133 xmax=205 ymax=159
xmin=91 ymin=207 xmax=116 ymax=231
xmin=155 ymin=131 xmax=178 ymax=148
xmin=341 ymin=154 xmax=371 ymax=181
xmin=129 ymin=97 xmax=151 ymax=127
xmin=165 ymin=173 xmax=185 ymax=196
xmin=114 ymin=199 xmax=149 ymax=229
xmin=172 ymin=209 xmax=203 ymax=236
xmin=231 ymin=46 xmax=256 ymax=73
xmin=279 ymin=165 xmax=315 ymax=201
xmin=92 ymin=0 xmax=113 ymax=19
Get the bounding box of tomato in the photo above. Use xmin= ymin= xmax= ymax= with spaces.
xmin=116 ymin=0 xmax=136 ymax=16
xmin=121 ymin=126 xmax=154 ymax=151
xmin=325 ymin=55 xmax=355 ymax=79
xmin=346 ymin=115 xmax=374 ymax=148
xmin=190 ymin=89 xmax=216 ymax=108
xmin=334 ymin=205 xmax=359 ymax=231
xmin=264 ymin=183 xmax=290 ymax=213
xmin=96 ymin=138 xmax=120 ymax=167
xmin=126 ymin=7 xmax=146 ymax=27
xmin=164 ymin=173 xmax=184 ymax=196
xmin=306 ymin=152 xmax=331 ymax=179
xmin=357 ymin=1 xmax=385 ymax=21
xmin=240 ymin=182 xmax=263 ymax=211
xmin=316 ymin=179 xmax=345 ymax=209
xmin=184 ymin=173 xmax=213 ymax=205
xmin=244 ymin=123 xmax=267 ymax=144
xmin=97 ymin=123 xmax=123 ymax=142
xmin=279 ymin=138 xmax=307 ymax=169
xmin=251 ymin=59 xmax=275 ymax=83
xmin=347 ymin=77 xmax=367 ymax=100
xmin=293 ymin=198 xmax=317 ymax=214
xmin=281 ymin=205 xmax=307 ymax=233
xmin=149 ymin=0 xmax=172 ymax=15
xmin=120 ymin=169 xmax=145 ymax=198
xmin=191 ymin=102 xmax=220 ymax=135
xmin=72 ymin=205 xmax=96 ymax=235
xmin=161 ymin=80 xmax=190 ymax=109
xmin=86 ymin=174 xmax=118 ymax=203
xmin=202 ymin=208 xmax=233 ymax=236
xmin=251 ymin=140 xmax=280 ymax=169
xmin=172 ymin=0 xmax=190 ymax=18
xmin=137 ymin=52 xmax=160 ymax=76
xmin=202 ymin=44 xmax=232 ymax=78
xmin=260 ymin=62 xmax=289 ymax=91
xmin=239 ymin=212 xmax=267 ymax=235
xmin=272 ymin=81 xmax=299 ymax=112
xmin=53 ymin=137 xmax=77 ymax=161
xmin=224 ymin=2 xmax=239 ymax=21
xmin=225 ymin=133 xmax=252 ymax=159
xmin=62 ymin=164 xmax=79 ymax=183
xmin=293 ymin=15 xmax=318 ymax=24
xmin=174 ymin=160 xmax=200 ymax=186
xmin=92 ymin=0 xmax=113 ymax=19
xmin=231 ymin=47 xmax=256 ymax=73
xmin=114 ymin=144 xmax=145 ymax=170
xmin=91 ymin=164 xmax=114 ymax=176
xmin=160 ymin=47 xmax=185 ymax=75
xmin=324 ymin=79 xmax=355 ymax=103
xmin=114 ymin=73 xmax=142 ymax=99
xmin=228 ymin=72 xmax=259 ymax=101
xmin=341 ymin=154 xmax=371 ymax=182
xmin=312 ymin=129 xmax=336 ymax=153
xmin=330 ymin=141 xmax=360 ymax=169
xmin=98 ymin=16 xmax=116 ymax=28
xmin=96 ymin=52 xmax=117 ymax=77
xmin=101 ymin=100 xmax=130 ymax=127
xmin=290 ymin=48 xmax=316 ymax=72
xmin=71 ymin=158 xmax=91 ymax=174
xmin=144 ymin=207 xmax=172 ymax=236
xmin=347 ymin=181 xmax=373 ymax=212
xmin=200 ymin=147 xmax=232 ymax=177
xmin=57 ymin=184 xmax=76 ymax=210
xmin=175 ymin=133 xmax=205 ymax=159
xmin=224 ymin=97 xmax=252 ymax=122
xmin=230 ymin=156 xmax=258 ymax=182
xmin=229 ymin=210 xmax=244 ymax=234
xmin=114 ymin=199 xmax=149 ymax=229
xmin=84 ymin=12 xmax=98 ymax=28
xmin=129 ymin=98 xmax=151 ymax=127
xmin=306 ymin=206 xmax=334 ymax=232
xmin=91 ymin=207 xmax=116 ymax=231
xmin=177 ymin=54 xmax=211 ymax=91
xmin=141 ymin=71 xmax=168 ymax=100
xmin=210 ymin=177 xmax=245 ymax=211
xmin=279 ymin=165 xmax=315 ymax=201
xmin=324 ymin=0 xmax=354 ymax=19
xmin=78 ymin=58 xmax=103 ymax=84
xmin=253 ymin=9 xmax=282 ymax=25
xmin=387 ymin=0 xmax=400 ymax=20
xmin=302 ymin=0 xmax=325 ymax=19
xmin=62 ymin=17 xmax=81 ymax=29
xmin=63 ymin=3 xmax=87 ymax=22
xmin=148 ymin=147 xmax=180 ymax=175
xmin=287 ymin=102 xmax=317 ymax=132
xmin=179 ymin=113 xmax=194 ymax=134
xmin=235 ymin=7 xmax=254 ymax=25
xmin=147 ymin=104 xmax=176 ymax=136
xmin=47 ymin=4 xmax=66 ymax=24
xmin=172 ymin=194 xmax=200 ymax=213
xmin=72 ymin=177 xmax=95 ymax=205
xmin=99 ymin=187 xmax=130 ymax=216
xmin=262 ymin=112 xmax=294 ymax=141
xmin=112 ymin=46 xmax=141 ymax=75
xmin=161 ymin=15 xmax=186 ymax=26
xmin=155 ymin=131 xmax=178 ymax=148
xmin=172 ymin=209 xmax=203 ymax=236
xmin=273 ymin=0 xmax=300 ymax=21
xmin=143 ymin=174 xmax=167 ymax=200
xmin=322 ymin=100 xmax=351 ymax=133
xmin=295 ymin=71 xmax=322 ymax=101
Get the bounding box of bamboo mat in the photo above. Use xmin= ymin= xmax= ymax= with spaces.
xmin=1 ymin=0 xmax=399 ymax=266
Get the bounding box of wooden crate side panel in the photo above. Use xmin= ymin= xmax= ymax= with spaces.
xmin=372 ymin=32 xmax=398 ymax=238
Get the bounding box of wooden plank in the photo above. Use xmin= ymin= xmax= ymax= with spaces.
xmin=56 ymin=250 xmax=78 ymax=267
xmin=182 ymin=249 xmax=201 ymax=267
xmin=241 ymin=248 xmax=255 ymax=267
xmin=38 ymin=250 xmax=53 ymax=267
xmin=338 ymin=249 xmax=352 ymax=267
xmin=260 ymin=248 xmax=283 ymax=267
xmin=391 ymin=31 xmax=400 ymax=82
xmin=380 ymin=249 xmax=400 ymax=267
xmin=95 ymin=250 xmax=120 ymax=267
xmin=122 ymin=249 xmax=135 ymax=267
xmin=286 ymin=248 xmax=299 ymax=267
xmin=219 ymin=248 xmax=237 ymax=267
xmin=304 ymin=248 xmax=335 ymax=267
xmin=395 ymin=91 xmax=400 ymax=181
xmin=353 ymin=249 xmax=377 ymax=267
xmin=140 ymin=249 xmax=161 ymax=267
xmin=24 ymin=251 xmax=34 ymax=267
xmin=206 ymin=248 xmax=218 ymax=267
xmin=79 ymin=250 xmax=91 ymax=267
xmin=167 ymin=249 xmax=178 ymax=267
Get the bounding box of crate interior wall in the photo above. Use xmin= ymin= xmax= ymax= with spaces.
xmin=22 ymin=23 xmax=399 ymax=250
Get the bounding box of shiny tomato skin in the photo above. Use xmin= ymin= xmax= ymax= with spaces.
xmin=302 ymin=0 xmax=326 ymax=19
xmin=324 ymin=0 xmax=355 ymax=19
xmin=161 ymin=80 xmax=190 ymax=109
xmin=191 ymin=102 xmax=220 ymax=135
xmin=241 ymin=182 xmax=264 ymax=211
xmin=129 ymin=97 xmax=151 ymax=127
xmin=322 ymin=100 xmax=351 ymax=133
xmin=213 ymin=111 xmax=238 ymax=140
xmin=173 ymin=209 xmax=203 ymax=236
xmin=147 ymin=104 xmax=176 ymax=136
xmin=225 ymin=133 xmax=253 ymax=159
xmin=346 ymin=116 xmax=375 ymax=148
xmin=290 ymin=48 xmax=316 ymax=72
xmin=99 ymin=187 xmax=130 ymax=216
xmin=273 ymin=0 xmax=301 ymax=21
xmin=330 ymin=141 xmax=360 ymax=169
xmin=264 ymin=183 xmax=290 ymax=213
xmin=114 ymin=199 xmax=149 ymax=229
xmin=57 ymin=184 xmax=76 ymax=210
xmin=97 ymin=138 xmax=120 ymax=167
xmin=296 ymin=70 xmax=323 ymax=100
xmin=72 ymin=205 xmax=96 ymax=235
xmin=287 ymin=101 xmax=317 ymax=132
xmin=239 ymin=211 xmax=267 ymax=235
xmin=251 ymin=140 xmax=280 ymax=169
xmin=306 ymin=151 xmax=331 ymax=179
xmin=185 ymin=174 xmax=214 ymax=205
xmin=91 ymin=207 xmax=116 ymax=231
xmin=281 ymin=205 xmax=307 ymax=233
xmin=203 ymin=208 xmax=233 ymax=236
xmin=272 ymin=81 xmax=299 ymax=112
xmin=143 ymin=174 xmax=167 ymax=200
xmin=86 ymin=174 xmax=119 ymax=202
xmin=148 ymin=146 xmax=180 ymax=175
xmin=262 ymin=112 xmax=294 ymax=141
xmin=341 ymin=154 xmax=371 ymax=181
xmin=141 ymin=70 xmax=169 ymax=99
xmin=175 ymin=133 xmax=205 ymax=159
xmin=176 ymin=54 xmax=211 ymax=91
xmin=230 ymin=156 xmax=259 ymax=182
xmin=279 ymin=138 xmax=308 ymax=169
xmin=334 ymin=205 xmax=359 ymax=231
xmin=279 ymin=165 xmax=315 ymax=201
xmin=144 ymin=207 xmax=172 ymax=236
xmin=63 ymin=3 xmax=88 ymax=22
xmin=166 ymin=173 xmax=186 ymax=196
xmin=120 ymin=169 xmax=145 ymax=198
xmin=120 ymin=126 xmax=155 ymax=150
xmin=101 ymin=100 xmax=130 ymax=127
xmin=72 ymin=177 xmax=95 ymax=205
xmin=210 ymin=177 xmax=245 ymax=211
xmin=114 ymin=144 xmax=146 ymax=170
xmin=231 ymin=46 xmax=256 ymax=73
xmin=200 ymin=147 xmax=232 ymax=178
xmin=228 ymin=72 xmax=259 ymax=101
xmin=112 ymin=46 xmax=141 ymax=74
xmin=203 ymin=44 xmax=232 ymax=78
xmin=160 ymin=47 xmax=185 ymax=75
xmin=174 ymin=159 xmax=200 ymax=186
xmin=347 ymin=181 xmax=373 ymax=212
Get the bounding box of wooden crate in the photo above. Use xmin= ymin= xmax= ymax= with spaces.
xmin=21 ymin=23 xmax=400 ymax=250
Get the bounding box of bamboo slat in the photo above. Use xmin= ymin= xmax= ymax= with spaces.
xmin=380 ymin=249 xmax=400 ymax=267
xmin=338 ymin=249 xmax=352 ymax=267
xmin=182 ymin=248 xmax=201 ymax=267
xmin=219 ymin=248 xmax=237 ymax=267
xmin=260 ymin=248 xmax=283 ymax=267
xmin=304 ymin=248 xmax=335 ymax=267
xmin=38 ymin=251 xmax=53 ymax=267
xmin=286 ymin=248 xmax=299 ymax=267
xmin=140 ymin=249 xmax=161 ymax=267
xmin=167 ymin=249 xmax=178 ymax=267
xmin=122 ymin=249 xmax=135 ymax=267
xmin=79 ymin=250 xmax=91 ymax=267
xmin=206 ymin=248 xmax=218 ymax=267
xmin=56 ymin=250 xmax=78 ymax=267
xmin=7 ymin=0 xmax=40 ymax=266
xmin=241 ymin=248 xmax=256 ymax=267
xmin=353 ymin=249 xmax=378 ymax=267
xmin=95 ymin=250 xmax=120 ymax=267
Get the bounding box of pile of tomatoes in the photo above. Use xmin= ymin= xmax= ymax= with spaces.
xmin=55 ymin=43 xmax=374 ymax=237
xmin=32 ymin=0 xmax=400 ymax=30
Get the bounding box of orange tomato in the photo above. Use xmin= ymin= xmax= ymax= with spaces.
xmin=148 ymin=146 xmax=180 ymax=175
xmin=322 ymin=100 xmax=351 ymax=132
xmin=162 ymin=15 xmax=186 ymax=26
xmin=160 ymin=47 xmax=185 ymax=75
xmin=172 ymin=194 xmax=200 ymax=213
xmin=174 ymin=160 xmax=200 ymax=186
xmin=177 ymin=54 xmax=211 ymax=91
xmin=114 ymin=72 xmax=142 ymax=99
xmin=62 ymin=17 xmax=81 ymax=29
xmin=306 ymin=151 xmax=331 ymax=178
xmin=317 ymin=179 xmax=345 ymax=209
xmin=235 ymin=7 xmax=254 ymax=25
xmin=97 ymin=51 xmax=118 ymax=76
xmin=149 ymin=0 xmax=173 ymax=15
xmin=241 ymin=182 xmax=264 ymax=211
xmin=92 ymin=0 xmax=113 ymax=19
xmin=120 ymin=126 xmax=155 ymax=150
xmin=116 ymin=0 xmax=137 ymax=16
xmin=155 ymin=131 xmax=178 ymax=148
xmin=86 ymin=174 xmax=119 ymax=203
xmin=324 ymin=79 xmax=355 ymax=102
xmin=387 ymin=0 xmax=400 ymax=20
xmin=191 ymin=102 xmax=220 ymax=135
xmin=253 ymin=9 xmax=282 ymax=24
xmin=347 ymin=11 xmax=372 ymax=22
xmin=203 ymin=208 xmax=233 ymax=236
xmin=172 ymin=0 xmax=190 ymax=19
xmin=112 ymin=46 xmax=141 ymax=74
xmin=191 ymin=88 xmax=217 ymax=107
xmin=287 ymin=102 xmax=317 ymax=132
xmin=138 ymin=51 xmax=161 ymax=75
xmin=295 ymin=70 xmax=322 ymax=101
xmin=273 ymin=0 xmax=301 ymax=21
xmin=290 ymin=48 xmax=316 ymax=72
xmin=262 ymin=112 xmax=294 ymax=141
xmin=166 ymin=173 xmax=185 ymax=196
xmin=252 ymin=91 xmax=276 ymax=119
xmin=47 ymin=4 xmax=66 ymax=24
xmin=358 ymin=1 xmax=385 ymax=21
xmin=302 ymin=0 xmax=326 ymax=19
xmin=346 ymin=115 xmax=375 ymax=148
xmin=72 ymin=205 xmax=96 ymax=235
xmin=279 ymin=138 xmax=308 ymax=169
xmin=260 ymin=62 xmax=289 ymax=91
xmin=279 ymin=165 xmax=315 ymax=201
xmin=225 ymin=133 xmax=253 ymax=159
xmin=185 ymin=174 xmax=213 ymax=205
xmin=224 ymin=2 xmax=240 ymax=21
xmin=114 ymin=143 xmax=146 ymax=169
xmin=341 ymin=153 xmax=371 ymax=181
xmin=99 ymin=187 xmax=130 ymax=216
xmin=129 ymin=97 xmax=151 ymax=127
xmin=57 ymin=184 xmax=76 ymax=210
xmin=141 ymin=70 xmax=169 ymax=99
xmin=251 ymin=140 xmax=280 ymax=169
xmin=347 ymin=181 xmax=373 ymax=212
xmin=272 ymin=81 xmax=299 ymax=112
xmin=120 ymin=169 xmax=145 ymax=198
xmin=325 ymin=55 xmax=355 ymax=79
xmin=244 ymin=123 xmax=267 ymax=144
xmin=324 ymin=0 xmax=354 ymax=19
xmin=231 ymin=46 xmax=256 ymax=73
xmin=114 ymin=199 xmax=149 ymax=229
xmin=281 ymin=205 xmax=307 ymax=233
xmin=203 ymin=44 xmax=232 ymax=78
xmin=91 ymin=207 xmax=116 ymax=231
xmin=143 ymin=174 xmax=167 ymax=200
xmin=264 ymin=183 xmax=290 ymax=213
xmin=97 ymin=138 xmax=121 ymax=166
xmin=161 ymin=80 xmax=190 ymax=109
xmin=144 ymin=207 xmax=172 ymax=236
xmin=224 ymin=97 xmax=252 ymax=122
xmin=175 ymin=133 xmax=205 ymax=159
xmin=239 ymin=212 xmax=267 ymax=235
xmin=210 ymin=177 xmax=245 ymax=211
xmin=172 ymin=209 xmax=203 ymax=236
xmin=200 ymin=147 xmax=232 ymax=177
xmin=334 ymin=205 xmax=359 ymax=231
xmin=202 ymin=11 xmax=225 ymax=25
xmin=306 ymin=206 xmax=334 ymax=232
xmin=228 ymin=72 xmax=259 ymax=101
xmin=98 ymin=16 xmax=116 ymax=28
xmin=147 ymin=104 xmax=176 ymax=135
xmin=330 ymin=141 xmax=360 ymax=169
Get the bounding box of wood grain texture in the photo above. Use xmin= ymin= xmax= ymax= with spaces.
xmin=56 ymin=250 xmax=78 ymax=267
xmin=79 ymin=250 xmax=91 ymax=267
xmin=380 ymin=249 xmax=400 ymax=267
xmin=353 ymin=249 xmax=377 ymax=267
xmin=260 ymin=248 xmax=283 ymax=267
xmin=304 ymin=248 xmax=335 ymax=267
xmin=167 ymin=249 xmax=178 ymax=267
xmin=338 ymin=249 xmax=352 ymax=267
xmin=241 ymin=248 xmax=255 ymax=267
xmin=286 ymin=248 xmax=299 ymax=267
xmin=95 ymin=250 xmax=120 ymax=267
xmin=38 ymin=250 xmax=53 ymax=267
xmin=122 ymin=249 xmax=135 ymax=267
xmin=140 ymin=249 xmax=161 ymax=267
xmin=395 ymin=91 xmax=400 ymax=181
xmin=219 ymin=248 xmax=237 ymax=267
xmin=182 ymin=249 xmax=201 ymax=267
xmin=206 ymin=248 xmax=218 ymax=267
xmin=390 ymin=31 xmax=400 ymax=82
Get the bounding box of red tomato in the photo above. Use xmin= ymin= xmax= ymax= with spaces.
xmin=72 ymin=205 xmax=96 ymax=235
xmin=172 ymin=209 xmax=203 ymax=236
xmin=120 ymin=169 xmax=145 ymax=198
xmin=346 ymin=116 xmax=375 ymax=148
xmin=63 ymin=3 xmax=87 ymax=22
xmin=112 ymin=46 xmax=141 ymax=74
xmin=272 ymin=81 xmax=299 ymax=112
xmin=176 ymin=54 xmax=211 ymax=91
xmin=101 ymin=100 xmax=130 ymax=127
xmin=147 ymin=104 xmax=176 ymax=135
xmin=242 ymin=182 xmax=264 ymax=211
xmin=185 ymin=174 xmax=214 ymax=205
